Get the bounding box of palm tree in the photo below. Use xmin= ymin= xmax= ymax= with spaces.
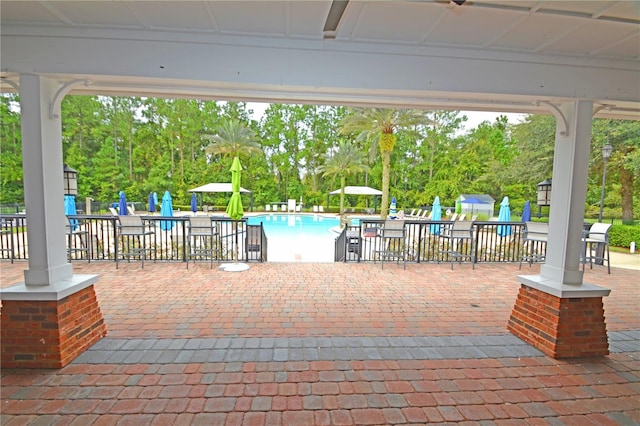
xmin=340 ymin=108 xmax=430 ymax=218
xmin=319 ymin=141 xmax=369 ymax=215
xmin=204 ymin=118 xmax=261 ymax=160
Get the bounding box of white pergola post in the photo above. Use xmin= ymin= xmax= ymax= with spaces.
xmin=19 ymin=74 xmax=73 ymax=285
xmin=509 ymin=100 xmax=610 ymax=359
xmin=0 ymin=74 xmax=105 ymax=369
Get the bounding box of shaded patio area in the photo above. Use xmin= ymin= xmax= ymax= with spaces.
xmin=1 ymin=261 xmax=638 ymax=424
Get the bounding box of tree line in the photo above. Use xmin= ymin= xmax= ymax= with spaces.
xmin=0 ymin=94 xmax=637 ymax=221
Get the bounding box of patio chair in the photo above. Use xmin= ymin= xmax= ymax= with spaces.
xmin=581 ymin=222 xmax=612 ymax=274
xmin=65 ymin=215 xmax=90 ymax=262
xmin=187 ymin=216 xmax=219 ymax=269
xmin=519 ymin=221 xmax=548 ymax=269
xmin=116 ymin=215 xmax=155 ymax=269
xmin=265 ymin=204 xmax=271 ymax=212
xmin=319 ymin=205 xmax=324 ymax=213
xmin=375 ymin=219 xmax=406 ymax=269
xmin=438 ymin=220 xmax=475 ymax=269
xmin=287 ymin=199 xmax=296 ymax=212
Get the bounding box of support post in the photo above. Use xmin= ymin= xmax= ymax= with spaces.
xmin=0 ymin=75 xmax=105 ymax=368
xmin=509 ymin=100 xmax=610 ymax=358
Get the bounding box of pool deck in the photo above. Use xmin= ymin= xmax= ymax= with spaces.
xmin=1 ymin=260 xmax=639 ymax=425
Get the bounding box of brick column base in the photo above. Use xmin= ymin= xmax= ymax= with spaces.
xmin=508 ymin=284 xmax=609 ymax=358
xmin=1 ymin=285 xmax=106 ymax=369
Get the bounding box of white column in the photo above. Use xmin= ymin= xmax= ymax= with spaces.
xmin=19 ymin=74 xmax=73 ymax=286
xmin=518 ymin=100 xmax=609 ymax=297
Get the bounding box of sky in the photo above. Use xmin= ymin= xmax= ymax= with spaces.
xmin=246 ymin=102 xmax=526 ymax=133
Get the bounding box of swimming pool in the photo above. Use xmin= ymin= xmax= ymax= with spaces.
xmin=247 ymin=214 xmax=340 ymax=237
xmin=246 ymin=214 xmax=340 ymax=262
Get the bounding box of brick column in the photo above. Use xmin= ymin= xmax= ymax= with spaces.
xmin=508 ymin=284 xmax=609 ymax=358
xmin=1 ymin=285 xmax=106 ymax=369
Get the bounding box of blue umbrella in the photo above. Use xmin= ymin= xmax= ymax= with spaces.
xmin=64 ymin=195 xmax=78 ymax=230
xmin=118 ymin=191 xmax=128 ymax=215
xmin=430 ymin=196 xmax=442 ymax=235
xmin=148 ymin=192 xmax=156 ymax=214
xmin=389 ymin=196 xmax=397 ymax=219
xmin=521 ymin=200 xmax=531 ymax=222
xmin=497 ymin=196 xmax=512 ymax=237
xmin=191 ymin=193 xmax=198 ymax=215
xmin=160 ymin=190 xmax=174 ymax=231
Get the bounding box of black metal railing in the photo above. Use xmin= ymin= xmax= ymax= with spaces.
xmin=336 ymin=219 xmax=539 ymax=265
xmin=0 ymin=214 xmax=266 ymax=265
xmin=1 ymin=213 xmax=548 ymax=266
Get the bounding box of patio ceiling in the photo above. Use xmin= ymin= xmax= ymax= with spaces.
xmin=1 ymin=1 xmax=639 ymax=119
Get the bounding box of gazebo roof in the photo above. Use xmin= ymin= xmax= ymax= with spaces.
xmin=329 ymin=186 xmax=383 ymax=196
xmin=189 ymin=183 xmax=251 ymax=194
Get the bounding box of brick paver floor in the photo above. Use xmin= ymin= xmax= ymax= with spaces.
xmin=1 ymin=261 xmax=639 ymax=425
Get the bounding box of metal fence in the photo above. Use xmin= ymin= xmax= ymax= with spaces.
xmin=0 ymin=214 xmax=266 ymax=265
xmin=1 ymin=213 xmax=545 ymax=267
xmin=336 ymin=219 xmax=540 ymax=266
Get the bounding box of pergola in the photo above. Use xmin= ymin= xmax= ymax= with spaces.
xmin=328 ymin=186 xmax=383 ymax=212
xmin=1 ymin=1 xmax=638 ymax=366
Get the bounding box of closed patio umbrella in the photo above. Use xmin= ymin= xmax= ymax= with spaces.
xmin=226 ymin=157 xmax=244 ymax=221
xmin=191 ymin=193 xmax=198 ymax=215
xmin=64 ymin=195 xmax=78 ymax=230
xmin=497 ymin=196 xmax=512 ymax=237
xmin=389 ymin=197 xmax=397 ymax=219
xmin=160 ymin=191 xmax=174 ymax=231
xmin=223 ymin=156 xmax=248 ymax=272
xmin=521 ymin=200 xmax=531 ymax=222
xmin=148 ymin=192 xmax=155 ymax=214
xmin=430 ymin=196 xmax=441 ymax=235
xmin=118 ymin=191 xmax=128 ymax=215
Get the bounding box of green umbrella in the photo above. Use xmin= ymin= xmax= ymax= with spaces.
xmin=225 ymin=156 xmax=244 ymax=220
xmin=222 ymin=156 xmax=249 ymax=272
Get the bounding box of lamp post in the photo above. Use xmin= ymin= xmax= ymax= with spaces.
xmin=598 ymin=144 xmax=613 ymax=223
xmin=403 ymin=176 xmax=408 ymax=212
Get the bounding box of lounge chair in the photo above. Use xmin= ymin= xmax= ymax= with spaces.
xmin=319 ymin=205 xmax=324 ymax=213
xmin=313 ymin=205 xmax=319 ymax=213
xmin=449 ymin=213 xmax=458 ymax=221
xmin=109 ymin=207 xmax=118 ymax=216
xmin=265 ymin=204 xmax=271 ymax=212
xmin=407 ymin=209 xmax=417 ymax=217
xmin=287 ymin=199 xmax=296 ymax=212
xmin=458 ymin=214 xmax=466 ymax=221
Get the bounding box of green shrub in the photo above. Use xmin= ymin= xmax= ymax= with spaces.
xmin=609 ymin=224 xmax=640 ymax=248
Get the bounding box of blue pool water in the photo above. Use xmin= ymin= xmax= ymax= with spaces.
xmin=247 ymin=214 xmax=340 ymax=238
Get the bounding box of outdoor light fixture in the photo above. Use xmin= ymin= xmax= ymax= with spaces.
xmin=598 ymin=144 xmax=613 ymax=222
xmin=536 ymin=178 xmax=552 ymax=207
xmin=63 ymin=164 xmax=78 ymax=196
xmin=536 ymin=178 xmax=552 ymax=218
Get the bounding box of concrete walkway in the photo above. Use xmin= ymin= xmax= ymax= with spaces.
xmin=1 ymin=261 xmax=638 ymax=425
